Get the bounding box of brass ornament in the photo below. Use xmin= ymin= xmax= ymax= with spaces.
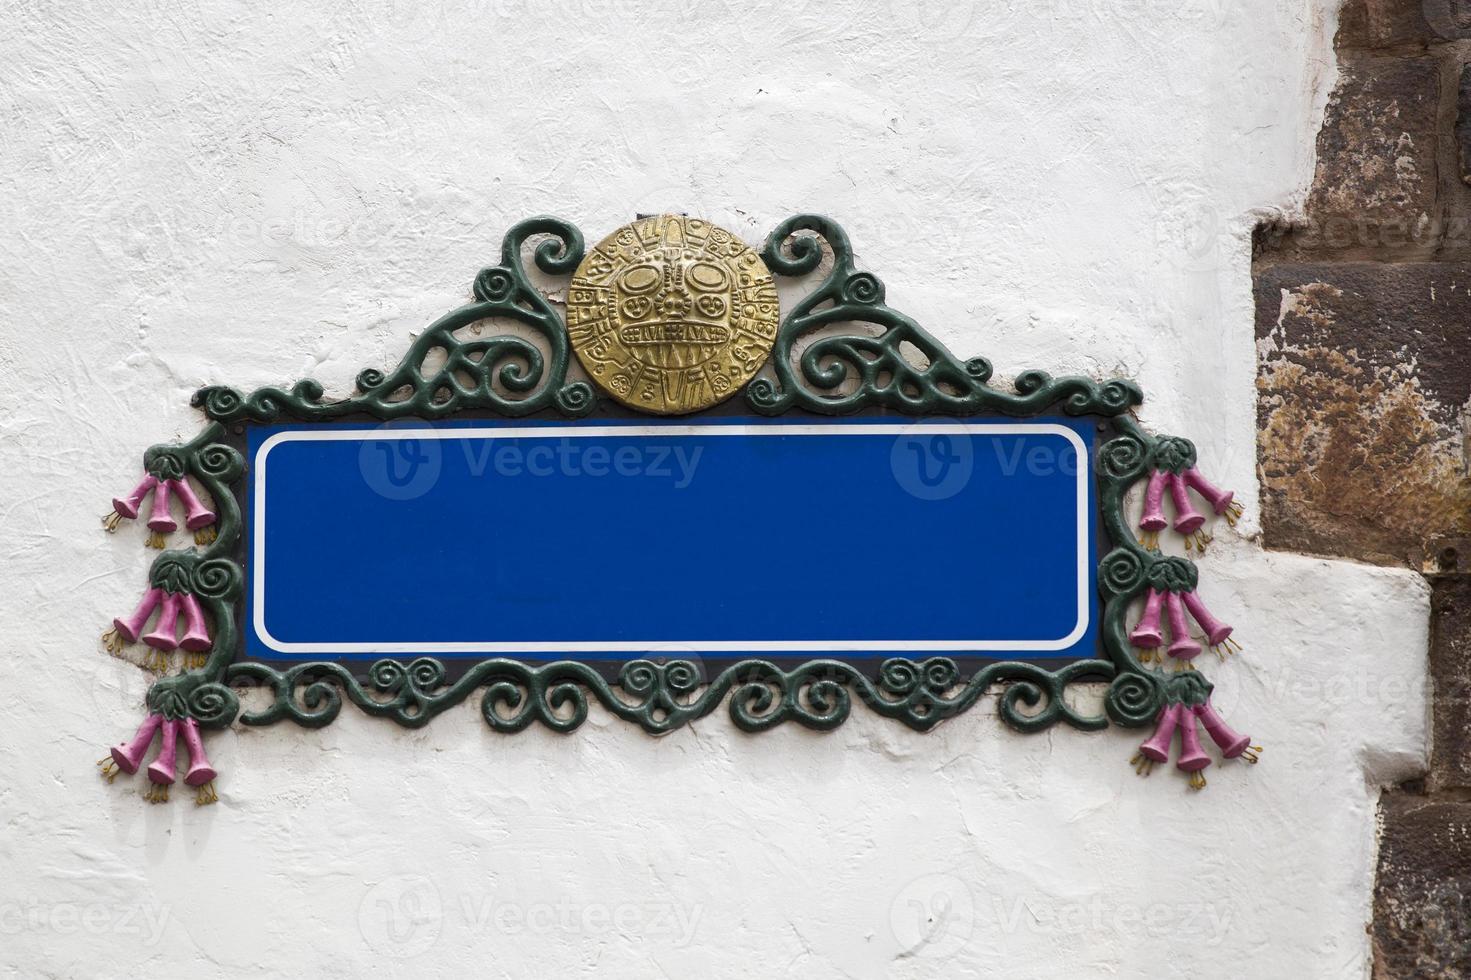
xmin=567 ymin=215 xmax=779 ymax=414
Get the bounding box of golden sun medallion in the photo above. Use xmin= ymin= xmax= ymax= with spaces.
xmin=567 ymin=215 xmax=779 ymax=414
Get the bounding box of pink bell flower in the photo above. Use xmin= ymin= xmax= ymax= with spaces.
xmin=1133 ymin=702 xmax=1183 ymax=772
xmin=1194 ymin=699 xmax=1261 ymax=763
xmin=110 ymin=587 xmax=162 ymax=646
xmin=142 ymin=592 xmax=183 ymax=652
xmin=1138 ymin=471 xmax=1170 ymax=548
xmin=179 ymin=717 xmax=219 ymax=802
xmin=1167 ymin=472 xmax=1206 ymax=536
xmin=1130 ymin=588 xmax=1166 ymax=647
xmin=102 ymin=713 xmax=162 ymax=779
xmin=178 ymin=593 xmax=211 ymax=652
xmin=144 ymin=718 xmax=180 ymax=791
xmin=1181 ymin=467 xmax=1243 ymax=525
xmin=146 ymin=480 xmax=176 ymax=535
xmin=169 ymin=479 xmax=216 ymax=531
xmin=108 ymin=475 xmax=158 ymax=525
xmin=1175 ymin=710 xmax=1212 ymax=789
xmin=1181 ymin=590 xmax=1240 ymax=659
xmin=1129 ymin=588 xmax=1166 ymax=662
xmin=1164 ymin=592 xmax=1202 ymax=662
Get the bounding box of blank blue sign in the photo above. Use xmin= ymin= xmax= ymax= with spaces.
xmin=244 ymin=417 xmax=1099 ymax=665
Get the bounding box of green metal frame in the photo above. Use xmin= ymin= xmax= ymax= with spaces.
xmin=104 ymin=214 xmax=1235 ymax=793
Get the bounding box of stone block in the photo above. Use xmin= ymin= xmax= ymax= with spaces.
xmin=1373 ymin=794 xmax=1471 ymax=977
xmin=1255 ymin=262 xmax=1471 ymax=563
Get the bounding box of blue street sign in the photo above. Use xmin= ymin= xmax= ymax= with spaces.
xmin=244 ymin=417 xmax=1100 ymax=668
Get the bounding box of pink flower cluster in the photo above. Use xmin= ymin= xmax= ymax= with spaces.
xmin=106 ymin=473 xmax=215 ymax=547
xmin=1139 ymin=467 xmax=1242 ymax=552
xmin=104 ymin=586 xmax=212 ymax=673
xmin=100 ymin=714 xmax=218 ymax=805
xmin=1129 ymin=585 xmax=1241 ymax=663
xmin=1131 ymin=699 xmax=1260 ymax=790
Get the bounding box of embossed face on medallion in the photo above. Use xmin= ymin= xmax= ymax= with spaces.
xmin=567 ymin=215 xmax=779 ymax=414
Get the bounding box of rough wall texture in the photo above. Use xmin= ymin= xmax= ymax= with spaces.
xmin=1370 ymin=565 xmax=1471 ymax=978
xmin=0 ymin=2 xmax=1437 ymax=978
xmin=1253 ymin=1 xmax=1471 ymax=976
xmin=1254 ymin=262 xmax=1471 ymax=565
xmin=1373 ymin=793 xmax=1471 ymax=978
xmin=1256 ymin=17 xmax=1471 ymax=567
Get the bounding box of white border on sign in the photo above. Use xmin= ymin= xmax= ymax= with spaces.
xmin=252 ymin=423 xmax=1091 ymax=654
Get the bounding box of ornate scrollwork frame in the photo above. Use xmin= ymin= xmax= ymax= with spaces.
xmin=98 ymin=214 xmax=1255 ymax=803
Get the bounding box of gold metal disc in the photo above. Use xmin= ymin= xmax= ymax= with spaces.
xmin=567 ymin=215 xmax=779 ymax=414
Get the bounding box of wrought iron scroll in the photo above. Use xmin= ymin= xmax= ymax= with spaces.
xmin=96 ymin=214 xmax=1257 ymax=803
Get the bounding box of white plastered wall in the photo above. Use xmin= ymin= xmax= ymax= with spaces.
xmin=0 ymin=1 xmax=1430 ymax=977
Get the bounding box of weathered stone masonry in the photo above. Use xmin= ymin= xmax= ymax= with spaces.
xmin=1254 ymin=1 xmax=1471 ymax=973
